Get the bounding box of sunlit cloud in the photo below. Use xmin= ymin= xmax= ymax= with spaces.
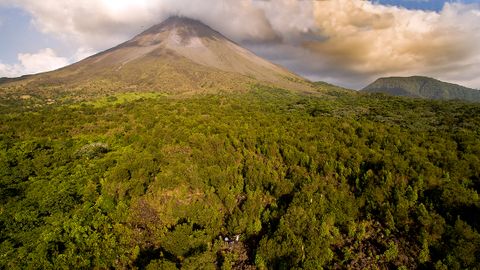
xmin=0 ymin=48 xmax=69 ymax=77
xmin=307 ymin=1 xmax=480 ymax=87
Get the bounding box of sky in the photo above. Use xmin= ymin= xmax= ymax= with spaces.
xmin=0 ymin=0 xmax=480 ymax=89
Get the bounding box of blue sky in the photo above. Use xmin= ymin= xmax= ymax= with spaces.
xmin=376 ymin=0 xmax=478 ymax=10
xmin=0 ymin=8 xmax=71 ymax=63
xmin=1 ymin=0 xmax=480 ymax=89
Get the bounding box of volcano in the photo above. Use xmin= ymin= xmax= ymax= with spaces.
xmin=2 ymin=16 xmax=309 ymax=95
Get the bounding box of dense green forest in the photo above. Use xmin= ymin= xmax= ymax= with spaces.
xmin=1 ymin=86 xmax=479 ymax=269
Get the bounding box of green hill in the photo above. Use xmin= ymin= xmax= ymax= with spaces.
xmin=362 ymin=76 xmax=480 ymax=102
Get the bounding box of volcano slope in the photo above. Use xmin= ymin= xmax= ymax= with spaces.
xmin=0 ymin=16 xmax=309 ymax=103
xmin=1 ymin=18 xmax=480 ymax=270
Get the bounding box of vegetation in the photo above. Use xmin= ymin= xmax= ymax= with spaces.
xmin=362 ymin=76 xmax=480 ymax=102
xmin=1 ymin=85 xmax=479 ymax=269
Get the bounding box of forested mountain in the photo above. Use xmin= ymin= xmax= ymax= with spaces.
xmin=362 ymin=76 xmax=480 ymax=102
xmin=1 ymin=17 xmax=479 ymax=270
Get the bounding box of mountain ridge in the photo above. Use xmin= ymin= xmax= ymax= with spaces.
xmin=362 ymin=76 xmax=480 ymax=102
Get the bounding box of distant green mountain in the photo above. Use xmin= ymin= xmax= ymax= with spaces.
xmin=362 ymin=76 xmax=480 ymax=102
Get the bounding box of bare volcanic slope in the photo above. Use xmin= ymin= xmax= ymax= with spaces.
xmin=1 ymin=16 xmax=309 ymax=97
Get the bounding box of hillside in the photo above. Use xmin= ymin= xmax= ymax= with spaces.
xmin=0 ymin=16 xmax=310 ymax=101
xmin=362 ymin=76 xmax=480 ymax=102
xmin=1 ymin=85 xmax=480 ymax=269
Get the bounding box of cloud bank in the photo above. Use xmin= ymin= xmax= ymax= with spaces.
xmin=309 ymin=0 xmax=480 ymax=88
xmin=0 ymin=48 xmax=69 ymax=77
xmin=1 ymin=0 xmax=480 ymax=89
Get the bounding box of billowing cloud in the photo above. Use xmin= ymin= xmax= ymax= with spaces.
xmin=0 ymin=48 xmax=69 ymax=77
xmin=307 ymin=0 xmax=480 ymax=88
xmin=1 ymin=0 xmax=480 ymax=89
xmin=18 ymin=48 xmax=69 ymax=74
xmin=0 ymin=62 xmax=21 ymax=78
xmin=1 ymin=0 xmax=278 ymax=49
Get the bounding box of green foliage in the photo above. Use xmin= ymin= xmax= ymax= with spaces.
xmin=1 ymin=86 xmax=480 ymax=269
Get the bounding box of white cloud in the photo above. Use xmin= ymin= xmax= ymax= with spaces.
xmin=0 ymin=48 xmax=69 ymax=77
xmin=2 ymin=0 xmax=278 ymax=49
xmin=1 ymin=0 xmax=480 ymax=89
xmin=73 ymin=47 xmax=97 ymax=62
xmin=0 ymin=62 xmax=22 ymax=78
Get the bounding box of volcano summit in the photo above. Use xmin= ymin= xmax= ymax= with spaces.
xmin=1 ymin=16 xmax=309 ymax=96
